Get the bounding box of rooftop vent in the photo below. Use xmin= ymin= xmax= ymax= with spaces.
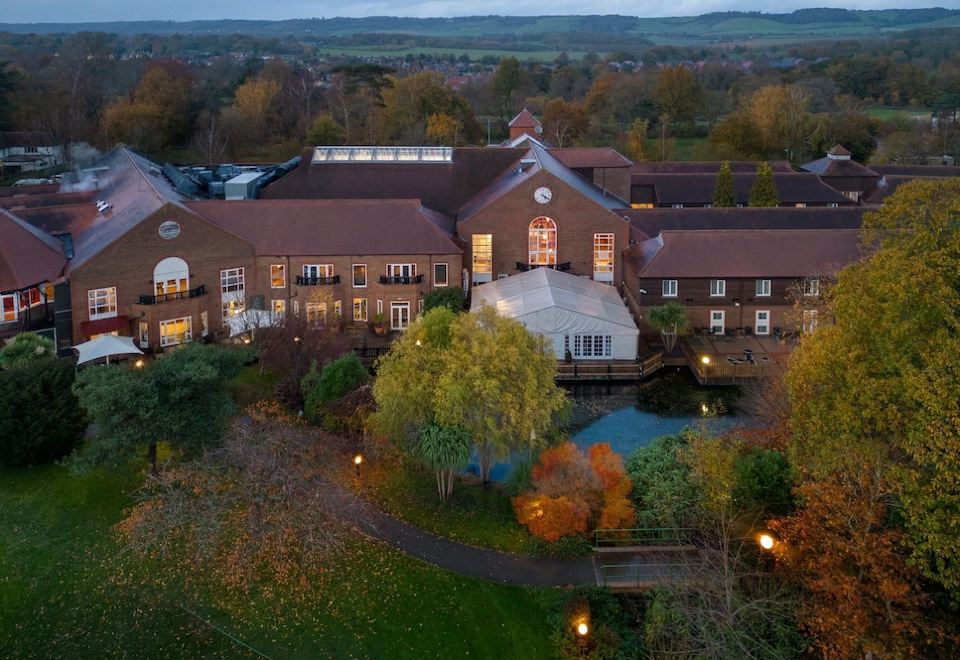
xmin=95 ymin=200 xmax=112 ymax=214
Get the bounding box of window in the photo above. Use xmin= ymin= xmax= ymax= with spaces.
xmin=710 ymin=279 xmax=726 ymax=297
xmin=802 ymin=309 xmax=818 ymax=334
xmin=1 ymin=294 xmax=16 ymax=322
xmin=272 ymin=299 xmax=286 ymax=316
xmin=88 ymin=287 xmax=117 ymax=320
xmin=376 ymin=299 xmax=383 ymax=315
xmin=804 ymin=278 xmax=820 ymax=297
xmin=334 ymin=300 xmax=342 ymax=318
xmin=572 ymin=335 xmax=613 ymax=358
xmin=756 ymin=279 xmax=771 ymax=297
xmin=795 ymin=203 xmax=806 ymax=208
xmin=154 ymin=257 xmax=189 ymax=297
xmin=352 ymin=264 xmax=367 ymax=287
xmin=391 ymin=302 xmax=411 ymax=330
xmin=19 ymin=288 xmax=42 ymax=309
xmin=270 ymin=264 xmax=286 ymax=288
xmin=220 ymin=268 xmax=244 ymax=293
xmin=45 ymin=284 xmax=55 ymax=303
xmin=662 ymin=280 xmax=678 ymax=297
xmin=386 ymin=264 xmax=416 ymax=278
xmin=138 ymin=321 xmax=149 ymax=347
xmin=755 ymin=310 xmax=770 ymax=335
xmin=472 ymin=234 xmax=492 ymax=283
xmin=159 ymin=317 xmax=192 ymax=347
xmin=306 ymin=302 xmax=326 ymax=327
xmin=828 ymin=202 xmax=839 ymax=208
xmin=528 ymin=217 xmax=557 ymax=266
xmin=672 ymin=204 xmax=684 ymax=209
xmin=593 ymin=233 xmax=614 ymax=283
xmin=710 ymin=310 xmax=725 ymax=335
xmin=353 ymin=298 xmax=367 ymax=322
xmin=222 ymin=299 xmax=244 ymax=321
xmin=843 ymin=191 xmax=860 ymax=202
xmin=418 ymin=299 xmax=424 ymax=314
xmin=434 ymin=263 xmax=448 ymax=287
xmin=200 ymin=311 xmax=209 ymax=337
xmin=304 ymin=264 xmax=334 ymax=279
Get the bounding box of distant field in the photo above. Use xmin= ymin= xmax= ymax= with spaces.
xmin=315 ymin=45 xmax=588 ymax=61
xmin=865 ymin=106 xmax=932 ymax=121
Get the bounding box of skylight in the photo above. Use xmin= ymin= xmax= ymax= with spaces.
xmin=312 ymin=146 xmax=453 ymax=163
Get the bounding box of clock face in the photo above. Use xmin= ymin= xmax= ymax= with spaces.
xmin=534 ymin=186 xmax=553 ymax=204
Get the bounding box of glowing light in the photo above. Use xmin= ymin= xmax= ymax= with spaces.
xmin=701 ymin=355 xmax=711 ymax=365
xmin=242 ymin=337 xmax=251 ymax=345
xmin=134 ymin=359 xmax=145 ymax=368
xmin=354 ymin=454 xmax=363 ymax=466
xmin=293 ymin=336 xmax=301 ymax=343
xmin=701 ymin=403 xmax=709 ymax=414
xmin=415 ymin=339 xmax=422 ymax=347
xmin=576 ymin=622 xmax=589 ymax=636
xmin=759 ymin=533 xmax=776 ymax=550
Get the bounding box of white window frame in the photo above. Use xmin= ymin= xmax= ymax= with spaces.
xmin=159 ymin=316 xmax=192 ymax=348
xmin=154 ymin=257 xmax=189 ymax=297
xmin=710 ymin=279 xmax=726 ymax=297
xmin=352 ymin=264 xmax=367 ymax=288
xmin=306 ymin=302 xmax=327 ymax=327
xmin=304 ymin=264 xmax=334 ymax=279
xmin=593 ymin=233 xmax=614 ymax=283
xmin=1 ymin=293 xmax=17 ymax=323
xmin=572 ymin=334 xmax=613 ymax=359
xmin=528 ymin=217 xmax=557 ymax=266
xmin=433 ymin=263 xmax=448 ymax=287
xmin=662 ymin=279 xmax=678 ymax=297
xmin=390 ymin=301 xmax=411 ymax=331
xmin=386 ymin=263 xmax=416 ymax=278
xmin=88 ymin=287 xmax=118 ymax=320
xmin=220 ymin=268 xmax=245 ymax=293
xmin=138 ymin=321 xmax=149 ymax=347
xmin=270 ymin=264 xmax=286 ymax=288
xmin=755 ymin=310 xmax=770 ymax=335
xmin=804 ymin=278 xmax=820 ymax=297
xmin=802 ymin=309 xmax=818 ymax=334
xmin=472 ymin=234 xmax=492 ymax=283
xmin=376 ymin=299 xmax=383 ymax=315
xmin=272 ymin=299 xmax=286 ymax=317
xmin=353 ymin=298 xmax=368 ymax=322
xmin=222 ymin=298 xmax=245 ymax=321
xmin=710 ymin=310 xmax=725 ymax=335
xmin=755 ymin=279 xmax=771 ymax=297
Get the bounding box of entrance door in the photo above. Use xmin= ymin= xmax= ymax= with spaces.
xmin=390 ymin=302 xmax=411 ymax=331
xmin=710 ymin=310 xmax=725 ymax=335
xmin=755 ymin=310 xmax=770 ymax=335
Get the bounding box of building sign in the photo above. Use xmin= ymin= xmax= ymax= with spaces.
xmin=158 ymin=220 xmax=181 ymax=240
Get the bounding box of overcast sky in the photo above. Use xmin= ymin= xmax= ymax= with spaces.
xmin=1 ymin=0 xmax=958 ymax=23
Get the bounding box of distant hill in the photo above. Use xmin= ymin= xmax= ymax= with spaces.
xmin=1 ymin=9 xmax=959 ymax=43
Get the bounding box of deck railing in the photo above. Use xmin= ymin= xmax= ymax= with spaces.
xmin=379 ymin=274 xmax=424 ymax=285
xmin=595 ymin=527 xmax=698 ymax=548
xmin=682 ymin=340 xmax=766 ymax=383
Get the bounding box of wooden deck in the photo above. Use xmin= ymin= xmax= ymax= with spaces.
xmin=681 ymin=335 xmax=789 ymax=385
xmin=555 ymin=353 xmax=664 ymax=382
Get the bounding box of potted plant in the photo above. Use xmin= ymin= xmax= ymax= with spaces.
xmin=373 ymin=312 xmax=387 ymax=335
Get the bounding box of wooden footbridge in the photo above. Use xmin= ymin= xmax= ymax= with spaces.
xmin=593 ymin=528 xmax=703 ymax=592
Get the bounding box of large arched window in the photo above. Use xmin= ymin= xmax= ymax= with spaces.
xmin=528 ymin=217 xmax=557 ymax=266
xmin=154 ymin=257 xmax=189 ymax=297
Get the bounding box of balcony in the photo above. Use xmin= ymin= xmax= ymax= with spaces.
xmin=379 ymin=274 xmax=424 ymax=285
xmin=138 ymin=285 xmax=206 ymax=306
xmin=296 ymin=275 xmax=340 ymax=286
xmin=515 ymin=261 xmax=571 ymax=272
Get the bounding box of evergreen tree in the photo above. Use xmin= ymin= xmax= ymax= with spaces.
xmin=749 ymin=162 xmax=779 ymax=207
xmin=712 ymin=160 xmax=736 ymax=207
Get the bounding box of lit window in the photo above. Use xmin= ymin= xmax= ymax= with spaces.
xmin=662 ymin=280 xmax=678 ymax=297
xmin=710 ymin=279 xmax=726 ymax=297
xmin=270 ymin=264 xmax=286 ymax=288
xmin=19 ymin=288 xmax=42 ymax=309
xmin=304 ymin=264 xmax=334 ymax=281
xmin=220 ymin=268 xmax=244 ymax=293
xmin=138 ymin=321 xmax=149 ymax=347
xmin=154 ymin=257 xmax=189 ymax=298
xmin=528 ymin=217 xmax=557 ymax=266
xmin=593 ymin=233 xmax=614 ymax=282
xmin=434 ymin=263 xmax=448 ymax=287
xmin=334 ymin=300 xmax=342 ymax=318
xmin=385 ymin=264 xmax=416 ymax=280
xmin=472 ymin=234 xmax=492 ymax=283
xmin=2 ymin=294 xmax=17 ymax=322
xmin=306 ymin=302 xmax=326 ymax=327
xmin=272 ymin=299 xmax=286 ymax=316
xmin=352 ymin=264 xmax=367 ymax=287
xmin=222 ymin=299 xmax=244 ymax=321
xmin=391 ymin=301 xmax=411 ymax=330
xmin=353 ymin=298 xmax=367 ymax=322
xmin=159 ymin=316 xmax=192 ymax=347
xmin=572 ymin=335 xmax=613 ymax=358
xmin=88 ymin=287 xmax=117 ymax=320
xmin=756 ymin=279 xmax=771 ymax=297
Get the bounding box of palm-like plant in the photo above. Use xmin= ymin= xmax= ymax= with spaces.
xmin=646 ymin=303 xmax=690 ymax=354
xmin=0 ymin=332 xmax=56 ymax=370
xmin=417 ymin=423 xmax=471 ymax=501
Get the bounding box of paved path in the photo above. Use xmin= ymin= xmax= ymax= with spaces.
xmin=328 ymin=487 xmax=599 ymax=587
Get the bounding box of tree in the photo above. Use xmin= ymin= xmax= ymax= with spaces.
xmin=301 ymin=352 xmax=368 ymax=426
xmin=492 ymin=57 xmax=522 ymax=122
xmin=626 ymin=432 xmax=703 ymax=529
xmin=425 ymin=112 xmax=463 ymax=145
xmin=72 ymin=344 xmax=244 ymax=473
xmin=416 ymin=423 xmax=471 ymax=501
xmin=0 ymin=332 xmax=55 ymax=369
xmin=646 ymin=302 xmax=689 ymax=353
xmin=305 ymin=113 xmax=345 ymax=145
xmin=748 ymin=162 xmax=779 ymax=207
xmin=423 ymin=287 xmax=464 ymax=313
xmin=625 ymin=119 xmax=650 ymax=162
xmin=712 ymin=160 xmax=735 ymax=207
xmin=654 ymin=66 xmax=701 ymax=128
xmin=0 ymin=359 xmax=85 ymax=467
xmin=785 ymin=179 xmax=960 ymax=601
xmin=542 ymin=98 xmax=589 ymax=147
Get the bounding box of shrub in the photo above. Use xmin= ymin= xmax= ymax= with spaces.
xmin=0 ymin=359 xmax=86 ymax=466
xmin=513 ymin=494 xmax=591 ymax=542
xmin=625 ymin=432 xmax=703 ymax=528
xmin=302 ymin=353 xmax=368 ymax=426
xmin=423 ymin=287 xmax=464 ymax=313
xmin=0 ymin=332 xmax=55 ymax=369
xmin=732 ymin=447 xmax=794 ymax=516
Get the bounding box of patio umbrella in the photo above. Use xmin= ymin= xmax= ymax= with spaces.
xmin=73 ymin=335 xmax=143 ymax=365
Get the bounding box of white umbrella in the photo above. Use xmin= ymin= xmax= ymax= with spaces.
xmin=74 ymin=335 xmax=144 ymax=365
xmin=224 ymin=309 xmax=281 ymax=338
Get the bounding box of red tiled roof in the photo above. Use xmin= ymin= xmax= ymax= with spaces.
xmin=800 ymin=156 xmax=878 ymax=179
xmin=508 ymin=108 xmax=541 ymax=128
xmin=628 ymin=229 xmax=864 ymax=278
xmin=828 ymin=144 xmax=852 ymax=156
xmin=187 ymin=199 xmax=460 ymax=256
xmin=630 ymin=161 xmax=794 ymax=174
xmin=10 ymin=203 xmax=99 ymax=237
xmin=550 ymin=148 xmax=633 ymax=169
xmin=0 ymin=209 xmax=66 ymax=293
xmin=630 ymin=172 xmax=853 ymax=206
xmin=622 ymin=206 xmax=866 ymax=235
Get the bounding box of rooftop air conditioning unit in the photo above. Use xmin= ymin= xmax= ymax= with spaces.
xmin=96 ymin=200 xmax=112 ymax=214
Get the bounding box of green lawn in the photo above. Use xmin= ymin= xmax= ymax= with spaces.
xmin=0 ymin=464 xmax=558 ymax=658
xmin=225 ymin=364 xmax=279 ymax=409
xmin=865 ymin=106 xmax=932 ymax=121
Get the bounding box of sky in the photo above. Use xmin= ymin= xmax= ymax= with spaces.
xmin=1 ymin=0 xmax=959 ymax=23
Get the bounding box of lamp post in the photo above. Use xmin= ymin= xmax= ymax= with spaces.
xmin=353 ymin=453 xmax=363 ymax=477
xmin=758 ymin=532 xmax=776 ymax=551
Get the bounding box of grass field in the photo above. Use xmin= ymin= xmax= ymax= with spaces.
xmin=0 ymin=464 xmax=558 ymax=658
xmin=865 ymin=106 xmax=932 ymax=121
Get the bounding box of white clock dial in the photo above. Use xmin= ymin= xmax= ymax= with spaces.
xmin=534 ymin=186 xmax=553 ymax=204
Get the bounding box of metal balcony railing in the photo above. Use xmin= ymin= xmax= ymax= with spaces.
xmin=296 ymin=275 xmax=340 ymax=286
xmin=138 ymin=285 xmax=206 ymax=305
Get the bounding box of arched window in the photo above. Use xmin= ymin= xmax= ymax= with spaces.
xmin=528 ymin=217 xmax=557 ymax=266
xmin=154 ymin=257 xmax=189 ymax=297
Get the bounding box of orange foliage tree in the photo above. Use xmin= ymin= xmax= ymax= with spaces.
xmin=513 ymin=442 xmax=636 ymax=541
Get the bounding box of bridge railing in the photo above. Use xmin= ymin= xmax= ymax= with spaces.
xmin=594 ymin=527 xmax=698 ymax=548
xmin=599 ymin=562 xmax=694 ymax=589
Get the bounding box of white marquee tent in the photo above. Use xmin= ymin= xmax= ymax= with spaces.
xmin=73 ymin=335 xmax=143 ymax=365
xmin=470 ymin=268 xmax=639 ymax=360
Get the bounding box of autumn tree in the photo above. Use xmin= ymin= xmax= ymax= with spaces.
xmin=381 ymin=72 xmax=479 ymax=144
xmin=306 ymin=113 xmax=345 ymax=145
xmin=625 ymin=118 xmax=650 ymax=162
xmin=425 ymin=112 xmax=463 ymax=145
xmin=542 ymin=98 xmax=588 ymax=147
xmin=748 ymin=161 xmax=779 ymax=207
xmin=654 ymin=66 xmax=702 ymax=130
xmin=712 ymin=160 xmax=735 ymax=207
